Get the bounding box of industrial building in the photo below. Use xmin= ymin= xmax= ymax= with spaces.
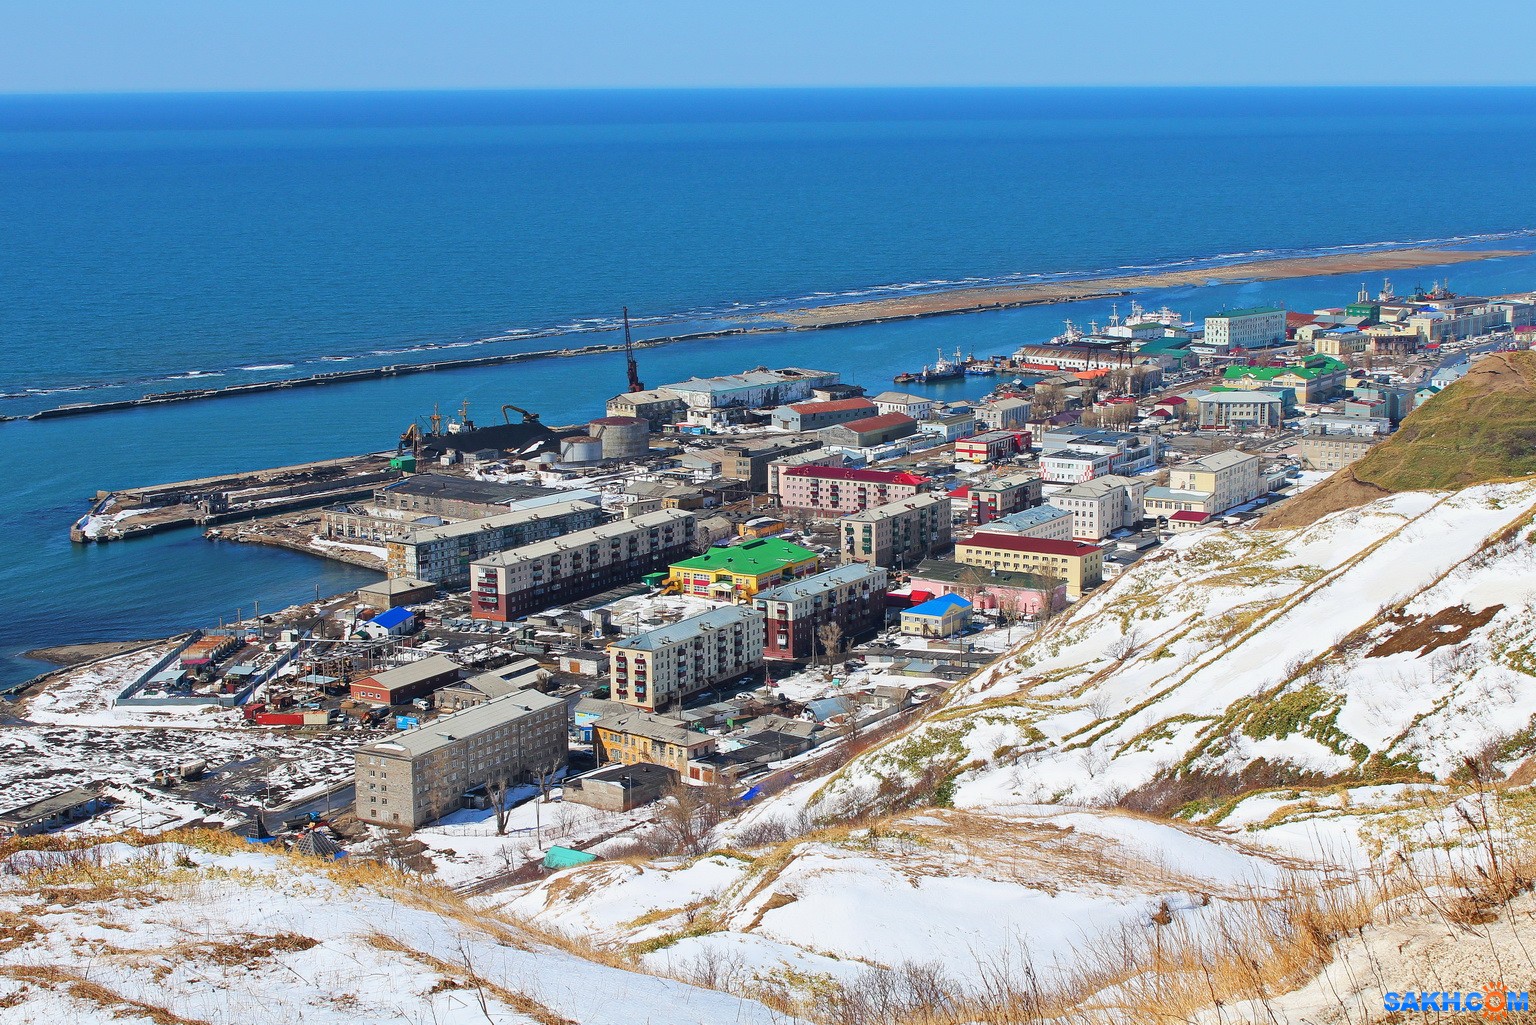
xmin=768 ymin=398 xmax=878 ymax=432
xmin=588 ymin=416 xmax=651 ymax=459
xmin=354 ymin=689 xmax=568 ymax=829
xmin=664 ymin=367 xmax=840 ymax=410
xmin=384 ymin=494 xmax=605 ymax=586
xmin=470 ymin=510 xmax=696 ymax=622
xmin=754 ymin=563 xmax=889 ymax=660
xmin=838 ymin=493 xmax=952 ymax=569
xmin=608 ymin=605 xmax=766 ymax=711
xmin=817 ymin=412 xmax=920 ymax=449
xmin=349 ymin=654 xmax=465 ymax=706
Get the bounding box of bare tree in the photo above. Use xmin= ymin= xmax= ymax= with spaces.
xmin=817 ymin=621 xmax=845 ymax=670
xmin=1034 ymin=382 xmax=1066 ymax=419
xmin=652 ymin=781 xmax=736 ymax=856
xmin=487 ymin=777 xmax=513 ymax=835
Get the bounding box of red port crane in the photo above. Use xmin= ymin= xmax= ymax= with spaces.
xmin=623 ymin=306 xmax=645 ymax=393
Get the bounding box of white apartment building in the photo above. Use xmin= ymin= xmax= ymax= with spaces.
xmin=1049 ymin=475 xmax=1147 ymax=541
xmin=354 ymin=690 xmax=568 ymax=829
xmin=1040 ymin=449 xmax=1114 ymax=484
xmin=974 ymin=398 xmax=1032 ymax=431
xmin=608 ymin=605 xmax=766 ymax=712
xmin=384 ymin=494 xmax=606 ymax=586
xmin=1203 ymin=307 xmax=1287 ymax=350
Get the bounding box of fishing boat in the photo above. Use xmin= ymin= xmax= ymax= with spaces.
xmin=923 ymin=348 xmax=963 ymax=381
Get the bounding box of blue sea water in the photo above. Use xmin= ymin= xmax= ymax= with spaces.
xmin=4 ymin=87 xmax=1536 ymax=684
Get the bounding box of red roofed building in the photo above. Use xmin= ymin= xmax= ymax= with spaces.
xmin=1167 ymin=510 xmax=1212 ymax=533
xmin=817 ymin=412 xmax=920 ymax=449
xmin=769 ymin=397 xmax=878 ymax=432
xmin=777 ymin=465 xmax=931 ymax=516
xmin=954 ymin=531 xmax=1104 ymax=598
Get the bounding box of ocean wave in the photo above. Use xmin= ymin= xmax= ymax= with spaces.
xmin=238 ymin=363 xmax=295 ymax=371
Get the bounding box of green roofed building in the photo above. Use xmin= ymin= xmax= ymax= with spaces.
xmin=667 ymin=537 xmax=821 ymax=599
xmin=1221 ymin=355 xmax=1347 ymax=403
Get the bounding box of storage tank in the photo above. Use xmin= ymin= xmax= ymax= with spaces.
xmin=589 ymin=416 xmax=650 ymax=460
xmin=559 ymin=434 xmax=603 ymax=464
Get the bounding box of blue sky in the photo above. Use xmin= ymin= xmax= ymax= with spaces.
xmin=3 ymin=0 xmax=1535 ymax=93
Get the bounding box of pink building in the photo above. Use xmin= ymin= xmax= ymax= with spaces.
xmin=776 ymin=465 xmax=930 ymax=516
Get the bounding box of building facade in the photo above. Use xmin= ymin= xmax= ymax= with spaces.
xmin=354 ymin=690 xmax=568 ymax=829
xmin=1050 ymin=475 xmax=1147 ymax=541
xmin=969 ymin=472 xmax=1043 ymax=525
xmin=754 ymin=564 xmax=889 ymax=660
xmin=954 ymin=533 xmax=1105 ymax=599
xmin=817 ymin=412 xmax=919 ymax=449
xmin=838 ymin=493 xmax=953 ymax=568
xmin=954 ymin=430 xmax=1027 ymax=464
xmin=768 ymin=398 xmax=878 ymax=432
xmin=1297 ymin=433 xmax=1383 ymax=472
xmin=1144 ymin=450 xmax=1263 ymax=517
xmin=667 ymin=537 xmax=820 ymax=600
xmin=385 ymin=496 xmax=605 ymax=586
xmin=776 ymin=465 xmax=930 ymax=515
xmin=608 ymin=606 xmax=766 ymax=711
xmin=974 ymin=397 xmax=1032 ymax=431
xmin=719 ymin=437 xmax=821 ymax=490
xmin=592 ymin=711 xmax=717 ymax=772
xmin=1204 ymin=306 xmax=1287 ymax=350
xmin=1197 ymin=391 xmax=1287 ymax=431
xmin=470 ymin=510 xmax=696 ymax=622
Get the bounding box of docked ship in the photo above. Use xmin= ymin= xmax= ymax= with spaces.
xmin=893 ymin=347 xmax=965 ymax=384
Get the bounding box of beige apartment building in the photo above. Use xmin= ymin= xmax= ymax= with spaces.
xmin=385 ymin=496 xmax=605 ymax=586
xmin=608 ymin=605 xmax=766 ymax=712
xmin=1297 ymin=433 xmax=1382 ymax=472
xmin=953 ymin=533 xmax=1104 ymax=599
xmin=354 ymin=690 xmax=568 ymax=830
xmin=1049 ymin=475 xmax=1146 ymax=541
xmin=839 ymin=493 xmax=952 ymax=568
xmin=1145 ymin=449 xmax=1263 ymax=518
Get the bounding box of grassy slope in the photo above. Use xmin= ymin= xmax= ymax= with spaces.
xmin=1263 ymin=350 xmax=1536 ymax=528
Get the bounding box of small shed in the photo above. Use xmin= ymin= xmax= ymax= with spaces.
xmin=358 ymin=607 xmax=417 ymax=638
xmin=358 ymin=576 xmax=437 ymax=610
xmin=563 ymin=763 xmax=679 ymax=812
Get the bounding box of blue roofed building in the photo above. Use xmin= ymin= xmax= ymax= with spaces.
xmin=899 ymin=594 xmax=973 ymax=638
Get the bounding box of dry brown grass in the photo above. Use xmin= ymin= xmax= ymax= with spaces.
xmin=0 ymin=965 xmax=212 ymax=1025
xmin=366 ymin=932 xmax=576 ymax=1025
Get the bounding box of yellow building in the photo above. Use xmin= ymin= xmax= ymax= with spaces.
xmin=667 ymin=537 xmax=820 ymax=600
xmin=593 ymin=711 xmax=716 ymax=773
xmin=953 ymin=533 xmax=1104 ymax=599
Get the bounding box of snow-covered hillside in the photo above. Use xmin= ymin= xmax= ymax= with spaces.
xmin=806 ymin=481 xmax=1536 ymax=819
xmin=0 ymin=834 xmax=794 ymax=1025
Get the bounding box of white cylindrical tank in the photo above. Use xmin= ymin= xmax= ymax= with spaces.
xmin=559 ymin=435 xmax=603 ymax=464
xmin=589 ymin=416 xmax=650 ymax=460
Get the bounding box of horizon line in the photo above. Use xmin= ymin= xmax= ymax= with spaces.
xmin=6 ymin=82 xmax=1536 ymax=100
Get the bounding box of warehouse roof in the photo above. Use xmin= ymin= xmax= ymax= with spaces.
xmin=356 ymin=653 xmax=463 ymax=690
xmin=382 ymin=474 xmax=558 ymax=506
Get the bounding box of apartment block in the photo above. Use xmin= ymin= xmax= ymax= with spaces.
xmin=954 ymin=533 xmax=1104 ymax=599
xmin=1203 ymin=306 xmax=1287 ymax=350
xmin=470 ymin=510 xmax=696 ymax=622
xmin=592 ymin=711 xmax=718 ymax=773
xmin=1197 ymin=391 xmax=1287 ymax=431
xmin=969 ymin=472 xmax=1043 ymax=525
xmin=385 ymin=495 xmax=605 ymax=586
xmin=1049 ymin=475 xmax=1147 ymax=541
xmin=719 ymin=437 xmax=821 ymax=490
xmin=974 ymin=397 xmax=1032 ymax=431
xmin=1297 ymin=433 xmax=1383 ymax=473
xmin=1144 ymin=449 xmax=1263 ymax=517
xmin=776 ymin=465 xmax=930 ymax=515
xmin=354 ymin=689 xmax=568 ymax=830
xmin=608 ymin=605 xmax=766 ymax=711
xmin=754 ymin=563 xmax=889 ymax=660
xmin=839 ymin=493 xmax=953 ymax=568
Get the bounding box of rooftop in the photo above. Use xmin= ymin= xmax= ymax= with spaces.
xmin=962 ymin=430 xmax=1027 ymax=444
xmin=610 ymin=605 xmax=764 ymax=652
xmin=0 ymin=785 xmax=104 ymax=825
xmin=1182 ymin=449 xmax=1259 ymax=473
xmin=840 ymin=493 xmax=946 ymax=523
xmin=872 ymin=391 xmax=930 ymax=404
xmin=905 ymin=594 xmax=974 ymax=617
xmin=754 ymin=563 xmax=885 ymax=604
xmin=668 ymin=368 xmax=837 ymax=394
xmin=830 ymin=412 xmax=918 ymax=434
xmin=594 ymin=710 xmax=716 ymax=748
xmin=990 ymin=505 xmax=1071 ymax=530
xmin=472 ymin=509 xmax=694 ymax=568
xmin=1207 ymin=306 xmax=1286 ymax=319
xmin=1198 ymin=390 xmax=1288 ymax=405
xmin=358 ymin=653 xmax=462 ymax=689
xmin=382 ymin=474 xmax=559 ymax=506
xmin=669 ymin=536 xmax=818 ymax=576
xmin=401 ymin=494 xmax=602 ymax=545
xmin=785 ymin=398 xmax=876 ymax=414
xmin=783 ymin=465 xmax=929 ymax=486
xmin=959 ymin=533 xmax=1103 ymax=557
xmin=359 ymin=688 xmax=565 ymax=759
xmin=911 ymin=558 xmax=1058 ymax=591
xmin=972 ymin=472 xmax=1040 ymax=493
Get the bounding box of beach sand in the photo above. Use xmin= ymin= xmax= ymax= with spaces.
xmin=760 ymin=247 xmax=1527 ymax=329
